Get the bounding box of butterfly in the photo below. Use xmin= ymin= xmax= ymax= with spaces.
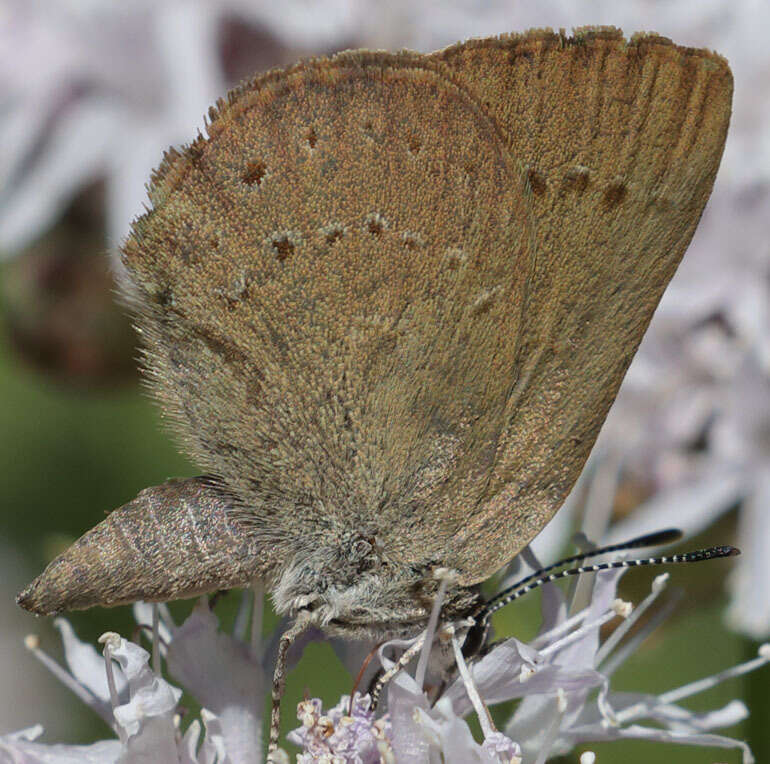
xmin=18 ymin=27 xmax=732 ymax=751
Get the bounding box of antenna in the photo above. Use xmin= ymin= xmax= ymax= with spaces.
xmin=477 ymin=542 xmax=739 ymax=625
xmin=477 ymin=528 xmax=684 ymax=619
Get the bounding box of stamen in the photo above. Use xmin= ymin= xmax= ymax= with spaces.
xmin=531 ymin=603 xmax=594 ymax=649
xmin=24 ymin=633 xmax=113 ymax=725
xmin=600 ymin=592 xmax=681 ymax=678
xmin=415 ymin=569 xmax=454 ymax=689
xmin=450 ymin=627 xmax=497 ymax=738
xmin=656 ymin=650 xmax=770 ymax=707
xmin=98 ymin=632 xmax=126 ymax=743
xmin=132 ymin=601 xmax=174 ymax=647
xmin=615 ymin=646 xmax=770 ymax=725
xmin=130 ymin=623 xmax=170 ymax=656
xmin=596 ymin=679 xmax=617 ymax=727
xmin=98 ymin=633 xmax=122 ymax=708
xmin=152 ymin=604 xmax=161 ymax=675
xmin=596 ymin=574 xmax=669 ymax=667
xmin=540 ymin=609 xmax=619 ymax=658
xmin=158 ymin=603 xmax=175 ymax=634
xmin=611 ymin=599 xmax=633 ymax=618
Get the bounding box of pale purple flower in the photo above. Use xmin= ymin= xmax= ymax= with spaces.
xmin=7 ymin=553 xmax=769 ymax=762
xmin=289 ymin=552 xmax=769 ymax=764
xmin=0 ymin=0 xmax=361 ymax=261
xmin=287 ymin=694 xmax=390 ymax=764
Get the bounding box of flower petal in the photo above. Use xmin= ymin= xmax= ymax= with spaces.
xmin=166 ymin=600 xmax=265 ymax=763
xmin=0 ymin=730 xmax=122 ymax=764
xmin=53 ymin=619 xmax=125 ymax=703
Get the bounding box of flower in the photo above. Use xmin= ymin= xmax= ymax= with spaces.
xmin=6 ymin=595 xmax=266 ymax=763
xmin=7 ymin=543 xmax=770 ymax=762
xmin=0 ymin=726 xmax=122 ymax=763
xmin=287 ymin=694 xmax=391 ymax=764
xmin=289 ymin=554 xmax=769 ymax=763
xmin=0 ymin=0 xmax=362 ymax=261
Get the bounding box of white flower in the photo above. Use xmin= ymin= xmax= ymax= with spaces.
xmin=0 ymin=725 xmax=122 ymax=763
xmin=498 ymin=565 xmax=761 ymax=763
xmin=165 ymin=600 xmax=266 ymax=762
xmin=6 ymin=596 xmax=266 ymax=763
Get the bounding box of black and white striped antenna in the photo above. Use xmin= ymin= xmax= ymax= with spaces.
xmin=476 ymin=529 xmax=739 ymax=626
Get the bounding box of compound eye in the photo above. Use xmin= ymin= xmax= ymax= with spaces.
xmin=352 ymin=539 xmax=372 ymax=557
xmin=293 ymin=594 xmax=320 ymax=615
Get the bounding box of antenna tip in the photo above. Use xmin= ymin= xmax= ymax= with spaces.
xmin=705 ymin=544 xmax=740 ymax=559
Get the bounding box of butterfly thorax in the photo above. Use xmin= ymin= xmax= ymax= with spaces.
xmin=270 ymin=530 xmax=481 ymax=641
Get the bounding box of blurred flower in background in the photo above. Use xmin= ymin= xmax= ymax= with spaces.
xmin=1 ymin=0 xmax=768 ymax=760
xmin=0 ymin=0 xmax=362 ymax=258
xmin=0 ymin=0 xmax=356 ymax=386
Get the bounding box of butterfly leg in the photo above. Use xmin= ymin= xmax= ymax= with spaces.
xmin=268 ymin=617 xmax=311 ymax=754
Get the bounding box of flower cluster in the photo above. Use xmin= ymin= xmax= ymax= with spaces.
xmin=3 ymin=598 xmax=266 ymax=763
xmin=5 ymin=555 xmax=767 ymax=763
xmin=287 ymin=695 xmax=391 ymax=763
xmin=288 ymin=562 xmax=769 ymax=763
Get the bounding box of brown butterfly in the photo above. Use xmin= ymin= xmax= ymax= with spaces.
xmin=18 ymin=27 xmax=732 ymax=751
